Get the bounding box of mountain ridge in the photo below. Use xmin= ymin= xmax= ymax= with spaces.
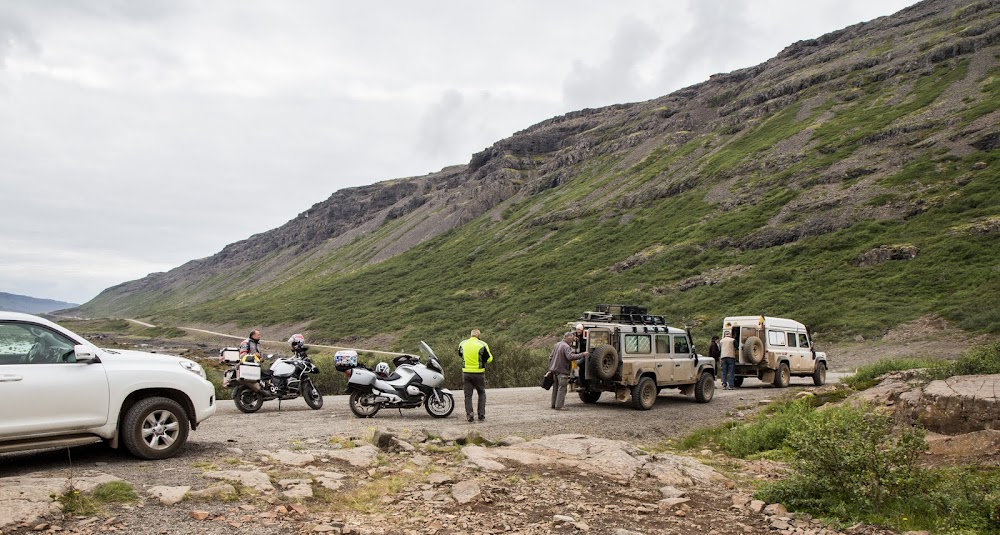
xmin=78 ymin=0 xmax=1000 ymax=349
xmin=0 ymin=292 xmax=79 ymax=315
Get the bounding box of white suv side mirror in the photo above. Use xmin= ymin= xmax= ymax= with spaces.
xmin=73 ymin=344 xmax=99 ymax=363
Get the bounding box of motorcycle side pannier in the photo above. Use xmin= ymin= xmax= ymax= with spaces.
xmin=237 ymin=362 xmax=261 ymax=381
xmin=334 ymin=350 xmax=358 ymax=372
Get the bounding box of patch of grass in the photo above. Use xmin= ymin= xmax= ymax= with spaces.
xmin=842 ymin=357 xmax=949 ymax=390
xmin=846 ymin=343 xmax=1000 ymax=390
xmin=334 ymin=474 xmax=417 ymax=514
xmin=60 ymin=481 xmax=138 ymax=516
xmin=136 ymin=326 xmax=187 ymax=338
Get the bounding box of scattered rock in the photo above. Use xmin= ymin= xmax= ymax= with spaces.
xmin=147 ymin=486 xmax=190 ymax=506
xmin=451 ymin=480 xmax=481 ymax=504
xmin=187 ymin=483 xmax=237 ymax=501
xmin=188 ymin=511 xmax=211 ymax=521
xmin=764 ymin=503 xmax=789 ymax=516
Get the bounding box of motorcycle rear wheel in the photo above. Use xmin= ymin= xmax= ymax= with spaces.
xmin=233 ymin=385 xmax=264 ymax=413
xmin=302 ymin=379 xmax=323 ymax=410
xmin=349 ymin=391 xmax=381 ymax=418
xmin=424 ymin=392 xmax=455 ymax=418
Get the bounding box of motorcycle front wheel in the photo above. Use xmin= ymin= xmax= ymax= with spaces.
xmin=425 ymin=392 xmax=455 ymax=418
xmin=233 ymin=385 xmax=264 ymax=413
xmin=302 ymin=379 xmax=323 ymax=410
xmin=348 ymin=391 xmax=381 ymax=418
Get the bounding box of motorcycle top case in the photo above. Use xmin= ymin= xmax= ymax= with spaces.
xmin=334 ymin=350 xmax=358 ymax=372
xmin=219 ymin=347 xmax=241 ymax=363
xmin=237 ymin=362 xmax=262 ymax=381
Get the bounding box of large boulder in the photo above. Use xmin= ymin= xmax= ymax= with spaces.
xmin=900 ymin=374 xmax=1000 ymax=434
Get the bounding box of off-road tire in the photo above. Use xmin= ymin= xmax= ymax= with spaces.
xmin=812 ymin=362 xmax=827 ymax=386
xmin=588 ymin=344 xmax=620 ymax=381
xmin=694 ymin=371 xmax=715 ymax=403
xmin=733 ymin=376 xmax=745 ymax=387
xmin=424 ymin=392 xmax=455 ymax=418
xmin=302 ymin=379 xmax=324 ymax=410
xmin=579 ymin=390 xmax=601 ymax=404
xmin=630 ymin=376 xmax=657 ymax=410
xmin=773 ymin=362 xmax=791 ymax=388
xmin=742 ymin=336 xmax=765 ymax=364
xmin=121 ymin=396 xmax=189 ymax=460
xmin=349 ymin=391 xmax=381 ymax=418
xmin=233 ymin=385 xmax=264 ymax=413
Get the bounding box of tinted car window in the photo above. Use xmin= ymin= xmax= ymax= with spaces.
xmin=787 ymin=332 xmax=797 ymax=347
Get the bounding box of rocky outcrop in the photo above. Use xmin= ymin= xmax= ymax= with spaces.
xmin=853 ymin=245 xmax=919 ymax=267
xmin=899 ymin=374 xmax=1000 ymax=434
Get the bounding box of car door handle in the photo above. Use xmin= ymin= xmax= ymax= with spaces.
xmin=0 ymin=374 xmax=23 ymax=382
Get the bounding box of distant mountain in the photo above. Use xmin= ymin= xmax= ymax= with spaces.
xmin=79 ymin=0 xmax=1000 ymax=347
xmin=0 ymin=292 xmax=79 ymax=315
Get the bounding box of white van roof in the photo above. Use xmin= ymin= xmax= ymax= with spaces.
xmin=722 ymin=316 xmax=807 ymax=331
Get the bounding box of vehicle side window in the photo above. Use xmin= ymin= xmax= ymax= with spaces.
xmin=799 ymin=333 xmax=810 ymax=348
xmin=787 ymin=332 xmax=797 ymax=347
xmin=624 ymin=335 xmax=651 ymax=354
xmin=0 ymin=323 xmax=76 ymax=364
xmin=767 ymin=330 xmax=786 ymax=346
xmin=655 ymin=335 xmax=669 ymax=354
xmin=673 ymin=336 xmax=690 ymax=354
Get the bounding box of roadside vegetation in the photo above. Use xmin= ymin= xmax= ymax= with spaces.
xmin=59 ymin=481 xmax=138 ymax=516
xmin=677 ymin=342 xmax=1000 ymax=534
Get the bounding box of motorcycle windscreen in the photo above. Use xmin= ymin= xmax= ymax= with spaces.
xmin=420 ymin=341 xmax=437 ymax=360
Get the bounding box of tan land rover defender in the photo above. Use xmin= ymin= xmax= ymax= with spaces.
xmin=722 ymin=315 xmax=828 ymax=388
xmin=569 ymin=304 xmax=716 ymax=409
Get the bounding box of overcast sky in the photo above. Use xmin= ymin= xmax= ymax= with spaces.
xmin=0 ymin=0 xmax=920 ymax=305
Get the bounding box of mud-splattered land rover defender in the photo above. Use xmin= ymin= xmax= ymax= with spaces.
xmin=569 ymin=305 xmax=716 ymax=409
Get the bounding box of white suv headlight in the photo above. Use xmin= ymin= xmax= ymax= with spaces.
xmin=179 ymin=360 xmax=207 ymax=379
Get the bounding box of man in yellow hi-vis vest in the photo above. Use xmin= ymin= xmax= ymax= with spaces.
xmin=459 ymin=329 xmax=494 ymax=423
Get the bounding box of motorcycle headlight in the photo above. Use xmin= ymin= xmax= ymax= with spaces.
xmin=180 ymin=360 xmax=207 ymax=379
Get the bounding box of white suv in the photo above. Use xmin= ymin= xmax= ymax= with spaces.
xmin=0 ymin=312 xmax=217 ymax=459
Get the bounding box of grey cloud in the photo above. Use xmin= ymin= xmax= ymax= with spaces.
xmin=562 ymin=16 xmax=662 ymax=109
xmin=416 ymin=90 xmax=469 ymax=158
xmin=657 ymin=1 xmax=755 ymax=84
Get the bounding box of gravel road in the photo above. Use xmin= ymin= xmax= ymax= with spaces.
xmin=0 ymin=374 xmax=842 ymax=482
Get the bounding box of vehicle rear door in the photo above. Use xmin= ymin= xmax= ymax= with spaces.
xmin=0 ymin=322 xmax=110 ymax=437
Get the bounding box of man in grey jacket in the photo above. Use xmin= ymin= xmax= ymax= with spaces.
xmin=547 ymin=332 xmax=587 ymax=410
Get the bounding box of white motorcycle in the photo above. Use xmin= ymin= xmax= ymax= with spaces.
xmin=340 ymin=341 xmax=454 ymax=419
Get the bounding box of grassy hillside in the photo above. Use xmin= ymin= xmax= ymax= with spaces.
xmin=86 ymin=0 xmax=1000 ymax=352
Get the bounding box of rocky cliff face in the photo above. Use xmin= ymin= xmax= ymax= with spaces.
xmin=82 ymin=0 xmax=1000 ymax=322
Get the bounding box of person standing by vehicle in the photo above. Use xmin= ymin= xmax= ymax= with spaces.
xmin=572 ymin=323 xmax=587 ymax=385
xmin=548 ymin=331 xmax=587 ymax=410
xmin=719 ymin=331 xmax=736 ymax=390
xmin=708 ymin=335 xmax=721 ymax=368
xmin=239 ymin=330 xmax=264 ymax=364
xmin=459 ymin=329 xmax=493 ymax=423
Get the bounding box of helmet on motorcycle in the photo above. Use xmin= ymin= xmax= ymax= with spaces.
xmin=288 ymin=333 xmax=305 ymax=349
xmin=374 ymin=362 xmax=390 ymax=378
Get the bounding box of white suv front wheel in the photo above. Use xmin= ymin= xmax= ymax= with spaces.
xmin=121 ymin=397 xmax=190 ymax=460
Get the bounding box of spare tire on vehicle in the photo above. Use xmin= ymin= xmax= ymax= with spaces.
xmin=742 ymin=336 xmax=764 ymax=364
xmin=587 ymin=344 xmax=620 ymax=381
